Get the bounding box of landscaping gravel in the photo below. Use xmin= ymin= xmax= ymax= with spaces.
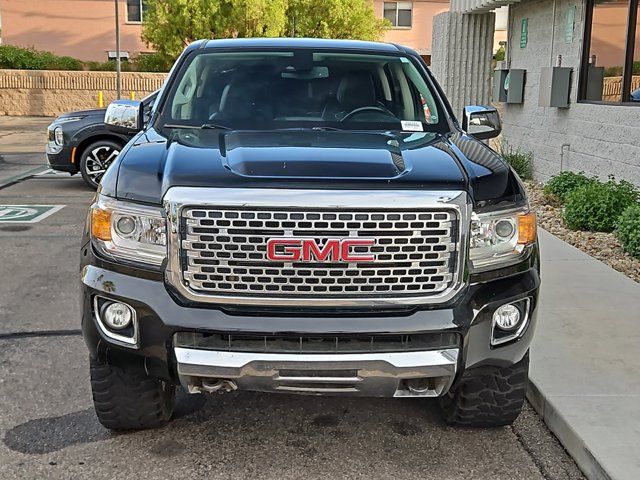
xmin=525 ymin=180 xmax=640 ymax=283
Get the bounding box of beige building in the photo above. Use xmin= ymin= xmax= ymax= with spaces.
xmin=0 ymin=0 xmax=149 ymax=61
xmin=0 ymin=0 xmax=449 ymax=62
xmin=374 ymin=0 xmax=450 ymax=60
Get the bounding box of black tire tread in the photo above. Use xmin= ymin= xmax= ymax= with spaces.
xmin=439 ymin=352 xmax=529 ymax=427
xmin=89 ymin=357 xmax=174 ymax=431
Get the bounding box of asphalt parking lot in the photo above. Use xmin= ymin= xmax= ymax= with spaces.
xmin=0 ymin=150 xmax=586 ymax=479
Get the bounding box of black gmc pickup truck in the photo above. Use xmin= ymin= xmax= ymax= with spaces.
xmin=81 ymin=38 xmax=539 ymax=431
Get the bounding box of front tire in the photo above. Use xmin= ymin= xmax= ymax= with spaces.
xmin=79 ymin=140 xmax=121 ymax=189
xmin=89 ymin=357 xmax=175 ymax=431
xmin=438 ymin=352 xmax=529 ymax=427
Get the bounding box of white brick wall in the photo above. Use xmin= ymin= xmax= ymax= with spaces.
xmin=501 ymin=0 xmax=640 ymax=185
xmin=431 ymin=11 xmax=496 ymax=117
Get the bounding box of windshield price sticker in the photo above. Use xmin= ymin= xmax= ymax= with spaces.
xmin=401 ymin=120 xmax=424 ymax=132
xmin=0 ymin=205 xmax=65 ymax=223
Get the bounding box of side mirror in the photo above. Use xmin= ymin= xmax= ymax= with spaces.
xmin=462 ymin=105 xmax=502 ymax=140
xmin=104 ymin=100 xmax=143 ymax=133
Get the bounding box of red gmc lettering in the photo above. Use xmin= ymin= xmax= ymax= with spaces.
xmin=266 ymin=239 xmax=301 ymax=261
xmin=266 ymin=239 xmax=375 ymax=262
xmin=302 ymin=239 xmax=340 ymax=261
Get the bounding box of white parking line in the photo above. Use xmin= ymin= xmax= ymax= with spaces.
xmin=0 ymin=205 xmax=65 ymax=223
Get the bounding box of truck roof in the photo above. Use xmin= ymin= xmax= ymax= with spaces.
xmin=200 ymin=37 xmax=404 ymax=53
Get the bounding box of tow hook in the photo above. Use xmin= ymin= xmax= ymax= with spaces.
xmin=200 ymin=379 xmax=238 ymax=394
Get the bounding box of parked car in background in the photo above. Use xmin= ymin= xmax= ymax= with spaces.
xmin=46 ymin=91 xmax=158 ymax=188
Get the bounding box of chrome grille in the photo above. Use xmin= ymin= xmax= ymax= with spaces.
xmin=179 ymin=207 xmax=458 ymax=298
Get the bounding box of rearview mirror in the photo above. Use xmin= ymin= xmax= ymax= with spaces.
xmin=462 ymin=105 xmax=501 ymax=140
xmin=104 ymin=100 xmax=143 ymax=133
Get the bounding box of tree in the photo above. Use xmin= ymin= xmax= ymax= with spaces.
xmin=222 ymin=0 xmax=289 ymax=38
xmin=142 ymin=0 xmax=389 ymax=59
xmin=286 ymin=0 xmax=389 ymax=40
xmin=142 ymin=0 xmax=225 ymax=58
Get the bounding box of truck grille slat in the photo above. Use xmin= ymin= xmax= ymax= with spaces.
xmin=174 ymin=332 xmax=461 ymax=354
xmin=179 ymin=207 xmax=459 ymax=298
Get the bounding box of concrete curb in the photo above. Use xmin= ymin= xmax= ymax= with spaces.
xmin=527 ymin=383 xmax=612 ymax=480
xmin=0 ymin=165 xmax=48 ymax=190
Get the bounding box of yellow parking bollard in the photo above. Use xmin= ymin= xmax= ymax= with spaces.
xmin=98 ymin=91 xmax=104 ymax=108
xmin=130 ymin=91 xmax=135 ymax=100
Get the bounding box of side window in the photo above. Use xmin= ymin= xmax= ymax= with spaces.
xmin=171 ymin=62 xmax=199 ymax=119
xmin=382 ymin=64 xmax=401 ymax=115
xmin=401 ymin=61 xmax=439 ymax=124
xmin=142 ymin=94 xmax=156 ymax=125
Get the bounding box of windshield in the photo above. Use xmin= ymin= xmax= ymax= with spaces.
xmin=157 ymin=49 xmax=446 ymax=132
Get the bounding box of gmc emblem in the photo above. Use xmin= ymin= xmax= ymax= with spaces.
xmin=266 ymin=238 xmax=375 ymax=262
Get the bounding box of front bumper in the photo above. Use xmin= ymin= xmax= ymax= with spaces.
xmin=46 ymin=144 xmax=75 ymax=173
xmin=81 ymin=245 xmax=540 ymax=397
xmin=176 ymin=347 xmax=458 ymax=397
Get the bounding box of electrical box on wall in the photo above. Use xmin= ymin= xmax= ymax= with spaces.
xmin=506 ymin=69 xmax=526 ymax=104
xmin=585 ymin=65 xmax=604 ymax=101
xmin=539 ymin=67 xmax=572 ymax=107
xmin=493 ymin=69 xmax=509 ymax=102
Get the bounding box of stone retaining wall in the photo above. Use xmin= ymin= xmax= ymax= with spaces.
xmin=0 ymin=70 xmax=167 ymax=116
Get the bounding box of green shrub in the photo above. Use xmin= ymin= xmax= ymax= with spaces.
xmin=50 ymin=55 xmax=83 ymax=71
xmin=0 ymin=44 xmax=82 ymax=70
xmin=563 ymin=178 xmax=639 ymax=232
xmin=86 ymin=60 xmax=134 ymax=72
xmin=496 ymin=142 xmax=534 ymax=180
xmin=615 ymin=204 xmax=640 ymax=258
xmin=543 ymin=171 xmax=595 ymax=202
xmin=134 ymin=52 xmax=173 ymax=72
xmin=604 ymin=65 xmax=623 ymax=77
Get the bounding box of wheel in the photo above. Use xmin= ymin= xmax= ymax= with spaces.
xmin=79 ymin=140 xmax=122 ymax=189
xmin=89 ymin=357 xmax=175 ymax=431
xmin=438 ymin=352 xmax=529 ymax=427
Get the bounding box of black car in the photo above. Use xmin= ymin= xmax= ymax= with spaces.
xmin=46 ymin=91 xmax=158 ymax=188
xmin=81 ymin=38 xmax=539 ymax=431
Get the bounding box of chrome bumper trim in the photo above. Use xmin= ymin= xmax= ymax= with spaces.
xmin=175 ymin=347 xmax=459 ymax=397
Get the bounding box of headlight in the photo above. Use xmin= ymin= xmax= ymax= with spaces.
xmin=54 ymin=126 xmax=65 ymax=146
xmin=469 ymin=208 xmax=536 ymax=271
xmin=90 ymin=195 xmax=166 ymax=267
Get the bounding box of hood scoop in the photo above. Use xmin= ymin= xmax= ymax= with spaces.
xmin=223 ymin=131 xmax=406 ymax=179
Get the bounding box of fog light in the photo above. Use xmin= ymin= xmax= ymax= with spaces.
xmin=101 ymin=302 xmax=133 ymax=330
xmin=493 ymin=304 xmax=521 ymax=330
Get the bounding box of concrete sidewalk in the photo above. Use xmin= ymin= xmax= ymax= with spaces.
xmin=530 ymin=229 xmax=640 ymax=480
xmin=0 ymin=116 xmax=52 ymax=187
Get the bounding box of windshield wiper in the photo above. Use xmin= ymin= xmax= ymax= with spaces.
xmin=201 ymin=123 xmax=232 ymax=130
xmin=311 ymin=126 xmax=343 ymax=131
xmin=163 ymin=123 xmax=231 ymax=130
xmin=273 ymin=126 xmax=344 ymax=132
xmin=163 ymin=123 xmax=198 ymax=129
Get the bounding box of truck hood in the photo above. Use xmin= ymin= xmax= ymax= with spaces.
xmin=58 ymin=108 xmax=106 ymax=119
xmin=105 ymin=127 xmax=522 ymax=207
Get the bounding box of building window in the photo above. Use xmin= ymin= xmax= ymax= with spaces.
xmin=580 ymin=0 xmax=640 ymax=103
xmin=126 ymin=0 xmax=146 ymax=23
xmin=384 ymin=2 xmax=413 ymax=28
